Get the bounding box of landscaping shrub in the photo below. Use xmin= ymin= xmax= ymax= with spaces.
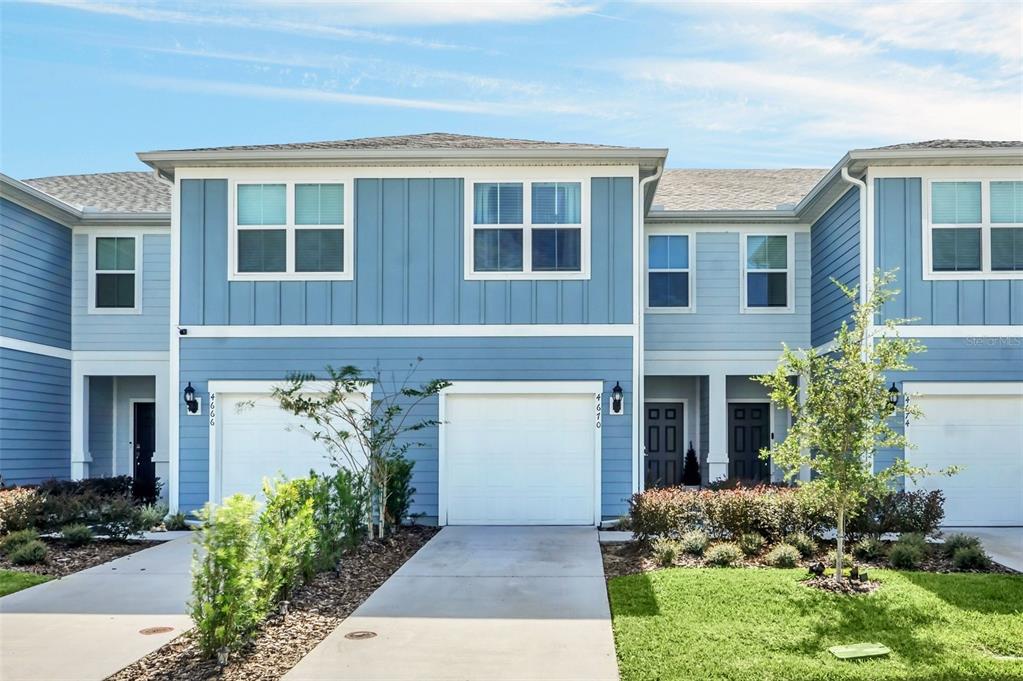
xmin=164 ymin=512 xmax=190 ymax=531
xmin=889 ymin=534 xmax=928 ymax=569
xmin=61 ymin=523 xmax=94 ymax=547
xmin=138 ymin=504 xmax=168 ymax=531
xmin=705 ymin=542 xmax=742 ymax=567
xmin=259 ymin=478 xmax=317 ymax=602
xmin=846 ymin=490 xmax=945 ymax=540
xmin=37 ymin=476 xmax=133 ymax=500
xmin=190 ymin=494 xmax=265 ymax=657
xmin=941 ymin=533 xmax=981 ymax=559
xmin=292 ymin=469 xmax=368 ymax=572
xmin=0 ymin=528 xmax=39 ymax=554
xmin=629 ymin=487 xmax=705 ymax=540
xmin=852 ymin=537 xmax=887 ymax=562
xmin=383 ymin=455 xmax=415 ymax=528
xmin=9 ymin=539 xmax=48 ymax=565
xmin=951 ymin=545 xmax=991 ymax=571
xmin=0 ymin=487 xmax=44 ymax=533
xmin=679 ymin=530 xmax=709 ymax=556
xmin=783 ymin=532 xmax=817 ymax=559
xmin=737 ymin=532 xmax=766 ymax=557
xmin=651 ymin=538 xmax=680 ymax=567
xmin=766 ymin=543 xmax=800 ymax=568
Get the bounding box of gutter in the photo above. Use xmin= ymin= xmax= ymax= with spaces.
xmin=840 ymin=167 xmax=869 ymax=306
xmin=645 ymin=208 xmax=800 ymax=224
xmin=635 ymin=162 xmax=663 ymax=494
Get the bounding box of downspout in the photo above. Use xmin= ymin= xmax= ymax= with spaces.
xmin=634 ymin=163 xmax=663 ymax=498
xmin=840 ymin=166 xmax=868 ymax=306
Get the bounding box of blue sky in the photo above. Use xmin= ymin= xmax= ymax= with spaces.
xmin=2 ymin=0 xmax=1020 ymax=178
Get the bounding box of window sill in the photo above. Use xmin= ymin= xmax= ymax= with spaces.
xmin=739 ymin=306 xmax=795 ymax=315
xmin=464 ymin=270 xmax=591 ymax=281
xmin=228 ymin=272 xmax=354 ymax=282
xmin=645 ymin=306 xmax=694 ymax=314
xmin=922 ymin=271 xmax=1023 ymax=281
xmin=87 ymin=307 xmax=142 ymax=316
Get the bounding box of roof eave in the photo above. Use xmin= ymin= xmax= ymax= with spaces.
xmin=79 ymin=211 xmax=171 ymax=226
xmin=0 ymin=172 xmax=82 ymax=225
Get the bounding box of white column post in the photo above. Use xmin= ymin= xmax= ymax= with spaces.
xmin=70 ymin=372 xmax=91 ymax=480
xmin=706 ymin=372 xmax=728 ymax=482
xmin=154 ymin=365 xmax=171 ymax=502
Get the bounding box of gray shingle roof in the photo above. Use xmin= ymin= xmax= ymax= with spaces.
xmin=22 ymin=172 xmax=170 ymax=213
xmin=156 ymin=132 xmax=626 ymax=153
xmin=863 ymin=139 xmax=1023 ymax=151
xmin=653 ymin=168 xmax=828 ymax=212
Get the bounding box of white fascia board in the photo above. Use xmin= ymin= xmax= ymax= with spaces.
xmin=872 ymin=325 xmax=1023 ymax=338
xmin=181 ymin=324 xmax=636 ymax=338
xmin=902 ymin=381 xmax=1023 ymax=396
xmin=442 ymin=380 xmax=604 ymax=395
xmin=0 ymin=173 xmax=170 ymax=227
xmin=79 ymin=213 xmax=171 ymax=227
xmin=207 ymin=379 xmax=373 ymax=399
xmin=0 ymin=336 xmax=73 ymax=360
xmin=645 ymin=211 xmax=801 ymax=224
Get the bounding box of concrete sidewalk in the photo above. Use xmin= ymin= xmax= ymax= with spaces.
xmin=0 ymin=535 xmax=194 ymax=681
xmin=285 ymin=526 xmax=619 ymax=681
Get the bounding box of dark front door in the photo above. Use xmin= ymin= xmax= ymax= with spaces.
xmin=728 ymin=403 xmax=771 ymax=482
xmin=645 ymin=403 xmax=684 ymax=488
xmin=132 ymin=402 xmax=157 ymax=500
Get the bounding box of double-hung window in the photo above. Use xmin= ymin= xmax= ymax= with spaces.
xmin=468 ymin=179 xmax=588 ymax=279
xmin=743 ymin=234 xmax=791 ymax=311
xmin=647 ymin=234 xmax=691 ymax=310
xmin=926 ymin=178 xmax=1023 ymax=278
xmin=232 ymin=181 xmax=350 ymax=280
xmin=89 ymin=235 xmax=140 ymax=314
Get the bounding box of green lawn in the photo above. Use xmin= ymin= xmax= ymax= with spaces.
xmin=608 ymin=568 xmax=1023 ymax=681
xmin=0 ymin=569 xmax=49 ymax=597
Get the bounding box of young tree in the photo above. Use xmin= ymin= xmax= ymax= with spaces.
xmin=270 ymin=359 xmax=449 ymax=538
xmin=756 ymin=270 xmax=951 ymax=582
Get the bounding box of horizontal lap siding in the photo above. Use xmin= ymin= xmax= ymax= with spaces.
xmin=180 ymin=177 xmax=633 ymax=327
xmin=72 ymin=233 xmax=170 ymax=350
xmin=644 ymin=232 xmax=811 ymax=351
xmin=875 ymin=178 xmax=1023 ymax=325
xmin=811 ymin=188 xmax=860 ymax=346
xmin=0 ymin=348 xmax=71 ymax=483
xmin=874 ymin=338 xmax=1023 ymax=486
xmin=178 ymin=336 xmax=634 ymax=519
xmin=0 ymin=198 xmax=71 ymax=348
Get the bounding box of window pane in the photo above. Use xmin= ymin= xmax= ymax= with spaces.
xmin=295 ymin=229 xmax=343 ymax=272
xmin=747 ymin=272 xmax=787 ymax=307
xmin=95 ymin=273 xmax=134 ymax=308
xmin=747 ymin=235 xmax=786 ymax=269
xmin=237 ymin=229 xmax=286 ymax=273
xmin=473 ymin=228 xmax=523 ymax=271
xmin=992 ymin=227 xmax=1023 ymax=271
xmin=474 ymin=183 xmax=522 ymax=225
xmin=649 ymin=272 xmax=689 ymax=307
xmin=931 ymin=182 xmax=981 ymax=224
xmin=533 ymin=228 xmax=581 ymax=271
xmin=932 ymin=227 xmax=981 ymax=271
xmin=295 ymin=184 xmax=343 ymax=225
xmin=238 ymin=184 xmax=286 ymax=225
xmin=532 ymin=182 xmax=582 ymax=224
xmin=648 ymin=235 xmax=688 ymax=269
xmin=96 ymin=237 xmax=134 ymax=270
xmin=991 ymin=181 xmax=1023 ymax=224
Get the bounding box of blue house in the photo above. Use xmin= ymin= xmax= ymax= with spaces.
xmin=1 ymin=135 xmax=1020 ymax=527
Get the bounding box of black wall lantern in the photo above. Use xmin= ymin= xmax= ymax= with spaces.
xmin=610 ymin=381 xmax=624 ymax=415
xmin=887 ymin=382 xmax=900 ymax=412
xmin=183 ymin=381 xmax=199 ymax=414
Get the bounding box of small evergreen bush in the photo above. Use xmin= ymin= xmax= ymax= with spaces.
xmin=852 ymin=537 xmax=886 ymax=561
xmin=942 ymin=533 xmax=981 ymax=559
xmin=952 ymin=545 xmax=991 ymax=570
xmin=259 ymin=478 xmax=317 ymax=603
xmin=705 ymin=542 xmax=742 ymax=567
xmin=889 ymin=539 xmax=925 ymax=569
xmin=61 ymin=523 xmax=94 ymax=547
xmin=138 ymin=504 xmax=168 ymax=530
xmin=766 ymin=543 xmax=800 ymax=568
xmin=738 ymin=532 xmax=766 ymax=557
xmin=0 ymin=528 xmax=39 ymax=554
xmin=783 ymin=531 xmax=817 ymax=559
xmin=679 ymin=530 xmax=709 ymax=556
xmin=651 ymin=537 xmax=680 ymax=567
xmin=164 ymin=512 xmax=190 ymax=531
xmin=9 ymin=539 xmax=48 ymax=565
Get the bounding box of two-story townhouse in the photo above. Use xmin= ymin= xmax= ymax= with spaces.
xmin=2 ymin=135 xmax=1020 ymax=527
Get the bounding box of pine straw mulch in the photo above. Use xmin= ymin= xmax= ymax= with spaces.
xmin=107 ymin=526 xmax=439 ymax=681
xmin=0 ymin=537 xmax=159 ymax=578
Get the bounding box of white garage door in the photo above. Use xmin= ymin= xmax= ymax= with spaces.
xmin=907 ymin=383 xmax=1023 ymax=526
xmin=211 ymin=387 xmax=366 ymax=504
xmin=442 ymin=384 xmax=601 ymax=525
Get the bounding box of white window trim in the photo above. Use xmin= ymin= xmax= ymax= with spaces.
xmin=739 ymin=232 xmax=795 ymax=314
xmin=464 ymin=178 xmax=591 ymax=281
xmin=923 ymin=177 xmax=1023 ymax=280
xmin=87 ymin=233 xmax=143 ymax=315
xmin=228 ymin=180 xmax=355 ymax=282
xmin=645 ymin=231 xmax=694 ymax=313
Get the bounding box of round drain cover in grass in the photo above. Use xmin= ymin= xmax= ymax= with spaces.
xmin=829 ymin=643 xmax=891 ymax=659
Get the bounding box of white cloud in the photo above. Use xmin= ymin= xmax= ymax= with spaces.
xmin=242 ymin=0 xmax=597 ymax=25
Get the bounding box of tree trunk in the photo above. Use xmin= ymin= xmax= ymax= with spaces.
xmin=835 ymin=505 xmax=845 ymax=584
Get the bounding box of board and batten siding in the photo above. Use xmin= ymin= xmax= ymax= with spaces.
xmin=0 ymin=198 xmax=71 ymax=349
xmin=0 ymin=347 xmax=71 ymax=484
xmin=811 ymin=187 xmax=860 ymax=347
xmin=178 ymin=336 xmax=634 ymax=519
xmin=179 ymin=177 xmax=634 ymax=327
xmin=644 ymin=231 xmax=811 ymax=351
xmin=875 ymin=178 xmax=1023 ymax=325
xmin=72 ymin=233 xmax=170 ymax=351
xmin=873 ymin=338 xmax=1023 ymax=484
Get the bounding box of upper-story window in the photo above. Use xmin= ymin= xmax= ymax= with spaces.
xmin=925 ymin=179 xmax=1023 ymax=278
xmin=742 ymin=234 xmax=792 ymax=312
xmin=231 ymin=182 xmax=352 ymax=281
xmin=89 ymin=235 xmax=141 ymax=314
xmin=647 ymin=234 xmax=691 ymax=310
xmin=467 ymin=179 xmax=589 ymax=279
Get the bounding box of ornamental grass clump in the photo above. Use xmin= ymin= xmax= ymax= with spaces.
xmin=651 ymin=538 xmax=680 ymax=567
xmin=679 ymin=530 xmax=709 ymax=556
xmin=941 ymin=533 xmax=981 ymax=559
xmin=705 ymin=542 xmax=742 ymax=567
xmin=738 ymin=532 xmax=766 ymax=557
xmin=766 ymin=543 xmax=801 ymax=568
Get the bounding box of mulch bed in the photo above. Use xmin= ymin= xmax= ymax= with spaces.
xmin=802 ymin=575 xmax=880 ymax=595
xmin=108 ymin=525 xmax=439 ymax=681
xmin=0 ymin=538 xmax=159 ymax=578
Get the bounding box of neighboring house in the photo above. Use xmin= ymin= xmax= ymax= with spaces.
xmin=1 ymin=135 xmax=1020 ymax=527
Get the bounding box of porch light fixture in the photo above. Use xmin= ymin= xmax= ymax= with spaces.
xmin=887 ymin=383 xmax=900 ymax=412
xmin=610 ymin=381 xmax=624 ymax=415
xmin=183 ymin=382 xmax=199 ymax=414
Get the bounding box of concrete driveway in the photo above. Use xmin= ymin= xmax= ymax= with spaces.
xmin=947 ymin=527 xmax=1023 ymax=572
xmin=285 ymin=526 xmax=619 ymax=681
xmin=0 ymin=535 xmax=194 ymax=681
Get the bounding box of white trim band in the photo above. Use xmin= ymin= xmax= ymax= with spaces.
xmin=0 ymin=336 xmax=73 ymax=360
xmin=180 ymin=324 xmax=637 ymax=338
